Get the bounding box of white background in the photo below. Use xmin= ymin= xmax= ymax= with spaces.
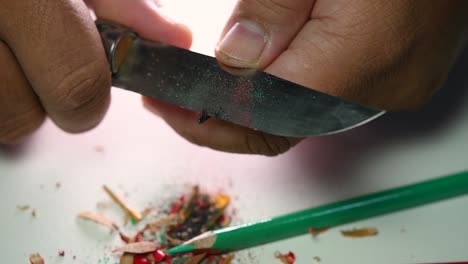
xmin=1 ymin=0 xmax=468 ymax=263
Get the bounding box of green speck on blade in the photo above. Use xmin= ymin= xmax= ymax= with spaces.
xmin=130 ymin=217 xmax=137 ymax=225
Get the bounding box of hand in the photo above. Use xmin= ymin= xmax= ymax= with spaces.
xmin=144 ymin=0 xmax=468 ymax=156
xmin=0 ymin=0 xmax=191 ymax=144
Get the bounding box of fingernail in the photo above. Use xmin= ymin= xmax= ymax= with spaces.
xmin=217 ymin=20 xmax=267 ymax=67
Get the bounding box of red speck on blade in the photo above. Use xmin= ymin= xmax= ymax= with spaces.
xmin=58 ymin=250 xmax=65 ymax=257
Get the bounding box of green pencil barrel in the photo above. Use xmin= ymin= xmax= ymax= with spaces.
xmin=213 ymin=171 xmax=468 ymax=252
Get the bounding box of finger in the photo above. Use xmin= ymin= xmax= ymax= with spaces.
xmin=86 ymin=0 xmax=192 ymax=49
xmin=0 ymin=41 xmax=45 ymax=144
xmin=0 ymin=1 xmax=111 ymax=133
xmin=267 ymin=1 xmax=468 ymax=110
xmin=215 ymin=0 xmax=315 ymax=68
xmin=143 ymin=97 xmax=301 ymax=156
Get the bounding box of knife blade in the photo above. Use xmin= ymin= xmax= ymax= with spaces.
xmin=96 ymin=20 xmax=384 ymax=137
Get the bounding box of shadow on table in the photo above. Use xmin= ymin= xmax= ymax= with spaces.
xmin=292 ymin=45 xmax=468 ymax=189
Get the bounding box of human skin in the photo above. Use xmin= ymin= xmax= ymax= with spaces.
xmin=1 ymin=0 xmax=467 ymax=157
xmin=144 ymin=0 xmax=468 ymax=156
xmin=0 ymin=0 xmax=191 ymax=144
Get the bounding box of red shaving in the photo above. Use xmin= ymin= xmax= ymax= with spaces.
xmin=275 ymin=251 xmax=296 ymax=264
xmin=133 ymin=255 xmax=150 ymax=264
xmin=151 ymin=250 xmax=166 ymax=262
xmin=58 ymin=250 xmax=65 ymax=257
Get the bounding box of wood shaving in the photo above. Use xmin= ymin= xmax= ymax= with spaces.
xmin=17 ymin=205 xmax=30 ymax=211
xmin=274 ymin=251 xmax=295 ymax=264
xmin=29 ymin=253 xmax=44 ymax=264
xmin=77 ymin=212 xmax=118 ymax=231
xmin=31 ymin=209 xmax=37 ymax=218
xmin=96 ymin=201 xmax=113 ymax=210
xmin=119 ymin=253 xmax=134 ymax=264
xmin=341 ymin=227 xmax=378 ymax=237
xmin=313 ymin=256 xmax=321 ymax=262
xmin=309 ymin=227 xmax=330 ymax=237
xmin=112 ymin=241 xmax=159 ymax=254
xmin=140 ymin=208 xmax=154 ymax=219
xmin=103 ymin=185 xmax=142 ymax=221
xmin=145 ymin=215 xmax=182 ymax=233
xmin=222 ymin=254 xmax=235 ymax=264
xmin=214 ymin=194 xmax=230 ymax=210
xmin=165 ymin=234 xmax=184 ymax=246
xmin=184 ymin=253 xmax=207 ymax=264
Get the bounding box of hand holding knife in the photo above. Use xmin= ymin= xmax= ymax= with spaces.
xmin=96 ymin=20 xmax=385 ymax=138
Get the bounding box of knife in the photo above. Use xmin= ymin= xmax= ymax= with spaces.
xmin=96 ymin=20 xmax=385 ymax=137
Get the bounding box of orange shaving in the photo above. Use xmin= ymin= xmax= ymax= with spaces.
xmin=103 ymin=185 xmax=142 ymax=221
xmin=214 ymin=194 xmax=230 ymax=210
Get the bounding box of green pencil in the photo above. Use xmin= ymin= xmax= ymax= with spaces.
xmin=168 ymin=171 xmax=468 ymax=256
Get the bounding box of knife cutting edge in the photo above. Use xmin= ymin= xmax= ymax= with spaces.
xmin=96 ymin=20 xmax=385 ymax=137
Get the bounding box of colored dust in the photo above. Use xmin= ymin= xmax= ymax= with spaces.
xmin=78 ymin=185 xmax=234 ymax=264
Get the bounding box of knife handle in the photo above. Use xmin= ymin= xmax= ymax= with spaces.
xmin=96 ymin=20 xmax=137 ymax=75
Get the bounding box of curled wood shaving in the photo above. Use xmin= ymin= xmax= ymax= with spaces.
xmin=119 ymin=253 xmax=134 ymax=264
xmin=77 ymin=212 xmax=118 ymax=231
xmin=184 ymin=253 xmax=207 ymax=264
xmin=341 ymin=227 xmax=378 ymax=237
xmin=29 ymin=253 xmax=44 ymax=264
xmin=112 ymin=241 xmax=159 ymax=254
xmin=103 ymin=185 xmax=142 ymax=221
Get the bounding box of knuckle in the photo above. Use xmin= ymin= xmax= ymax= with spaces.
xmin=0 ymin=106 xmax=45 ymax=144
xmin=50 ymin=58 xmax=110 ymax=114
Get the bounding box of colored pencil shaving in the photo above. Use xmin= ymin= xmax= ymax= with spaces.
xmin=78 ymin=185 xmax=235 ymax=264
xmin=103 ymin=185 xmax=142 ymax=221
xmin=29 ymin=253 xmax=44 ymax=264
xmin=341 ymin=227 xmax=378 ymax=237
xmin=274 ymin=251 xmax=296 ymax=264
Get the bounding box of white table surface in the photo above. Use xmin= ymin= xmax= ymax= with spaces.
xmin=1 ymin=1 xmax=468 ymax=263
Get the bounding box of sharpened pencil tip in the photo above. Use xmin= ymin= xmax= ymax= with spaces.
xmin=167 ymin=244 xmax=196 ymax=256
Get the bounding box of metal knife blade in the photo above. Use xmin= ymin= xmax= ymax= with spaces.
xmin=96 ymin=21 xmax=384 ymax=137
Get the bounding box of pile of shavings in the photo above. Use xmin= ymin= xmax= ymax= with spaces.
xmin=78 ymin=185 xmax=234 ymax=264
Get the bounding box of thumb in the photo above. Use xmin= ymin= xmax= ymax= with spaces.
xmin=215 ymin=0 xmax=315 ymax=69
